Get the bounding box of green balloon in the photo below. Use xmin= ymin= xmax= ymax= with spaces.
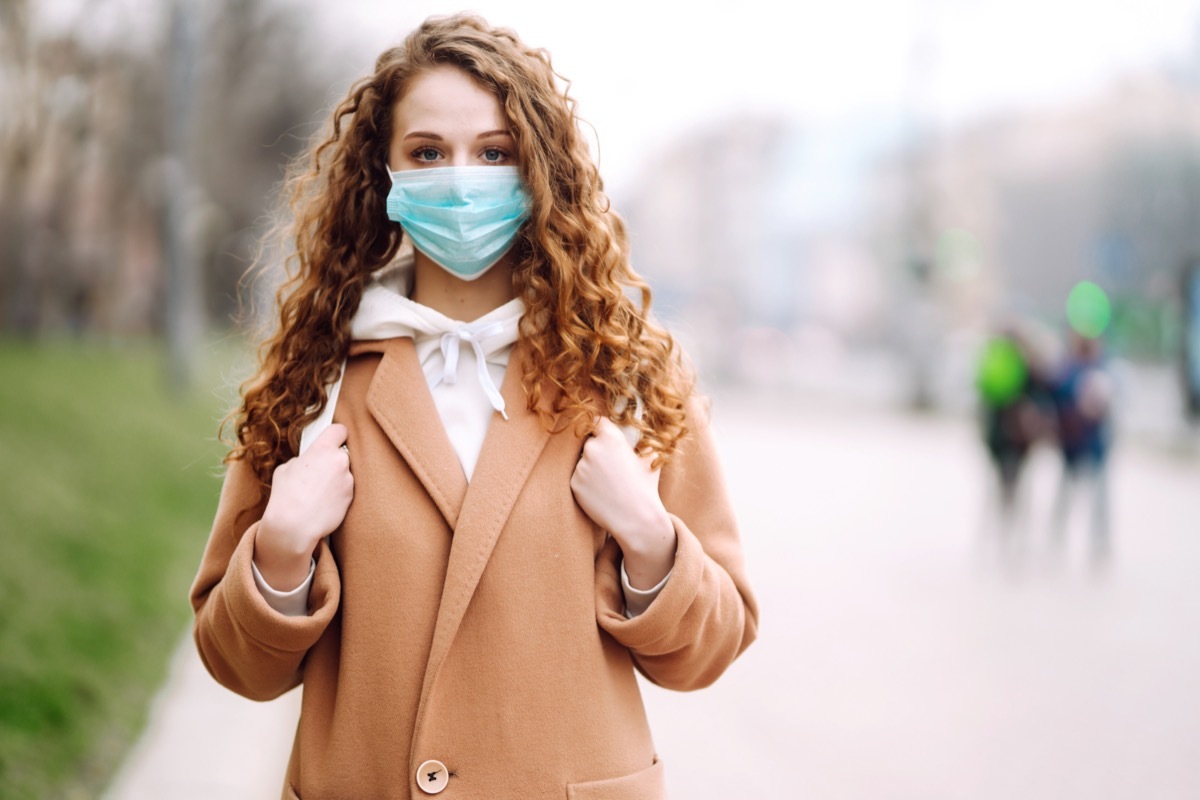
xmin=1067 ymin=281 xmax=1111 ymax=338
xmin=977 ymin=337 xmax=1027 ymax=406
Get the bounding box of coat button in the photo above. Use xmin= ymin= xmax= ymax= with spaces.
xmin=416 ymin=759 xmax=449 ymax=794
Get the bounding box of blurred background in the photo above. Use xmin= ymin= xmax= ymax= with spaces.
xmin=2 ymin=0 xmax=1200 ymax=798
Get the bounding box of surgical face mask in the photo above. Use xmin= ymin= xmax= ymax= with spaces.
xmin=385 ymin=165 xmax=531 ymax=281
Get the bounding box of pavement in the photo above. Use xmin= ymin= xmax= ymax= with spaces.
xmin=105 ymin=393 xmax=1200 ymax=800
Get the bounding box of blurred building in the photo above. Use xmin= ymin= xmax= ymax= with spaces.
xmin=869 ymin=66 xmax=1200 ymax=360
xmin=619 ymin=114 xmax=895 ymax=386
xmin=621 ymin=57 xmax=1200 ymax=396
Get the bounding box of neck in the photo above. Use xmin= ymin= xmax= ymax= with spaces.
xmin=410 ymin=250 xmax=517 ymax=322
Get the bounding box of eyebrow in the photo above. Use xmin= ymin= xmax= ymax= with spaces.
xmin=402 ymin=129 xmax=512 ymax=141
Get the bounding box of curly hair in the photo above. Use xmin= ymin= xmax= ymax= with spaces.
xmin=225 ymin=13 xmax=693 ymax=487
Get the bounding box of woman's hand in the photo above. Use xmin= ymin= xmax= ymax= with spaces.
xmin=571 ymin=417 xmax=676 ymax=589
xmin=254 ymin=424 xmax=355 ymax=590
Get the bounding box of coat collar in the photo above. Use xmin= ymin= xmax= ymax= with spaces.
xmin=424 ymin=338 xmax=555 ymax=657
xmin=364 ymin=337 xmax=469 ymax=528
xmin=367 ymin=336 xmax=560 ymax=757
xmin=365 ymin=336 xmax=557 ymax=654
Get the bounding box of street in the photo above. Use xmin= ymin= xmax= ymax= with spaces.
xmin=650 ymin=392 xmax=1200 ymax=799
xmin=107 ymin=395 xmax=1200 ymax=799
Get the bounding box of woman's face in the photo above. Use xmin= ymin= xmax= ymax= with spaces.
xmin=389 ymin=65 xmax=517 ymax=171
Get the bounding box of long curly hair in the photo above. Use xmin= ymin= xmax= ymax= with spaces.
xmin=226 ymin=13 xmax=693 ymax=487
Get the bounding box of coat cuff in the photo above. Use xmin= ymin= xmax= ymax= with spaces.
xmin=224 ymin=523 xmax=339 ymax=652
xmin=597 ymin=513 xmax=704 ymax=649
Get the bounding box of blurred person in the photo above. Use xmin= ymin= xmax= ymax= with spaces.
xmin=1182 ymin=261 xmax=1200 ymax=423
xmin=188 ymin=14 xmax=757 ymax=800
xmin=975 ymin=323 xmax=1053 ymax=534
xmin=1049 ymin=332 xmax=1114 ymax=557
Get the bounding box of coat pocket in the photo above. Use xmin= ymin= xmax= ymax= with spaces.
xmin=566 ymin=756 xmax=665 ymax=800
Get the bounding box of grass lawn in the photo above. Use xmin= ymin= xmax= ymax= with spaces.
xmin=0 ymin=338 xmax=248 ymax=799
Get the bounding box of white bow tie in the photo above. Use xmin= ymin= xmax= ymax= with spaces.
xmin=298 ymin=279 xmax=524 ymax=455
xmin=435 ymin=321 xmax=510 ymax=419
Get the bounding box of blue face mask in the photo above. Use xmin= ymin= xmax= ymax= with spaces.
xmin=385 ymin=165 xmax=531 ymax=281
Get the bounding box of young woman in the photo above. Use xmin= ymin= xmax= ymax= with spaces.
xmin=190 ymin=14 xmax=757 ymax=799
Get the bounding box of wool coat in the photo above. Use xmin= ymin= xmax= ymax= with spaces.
xmin=190 ymin=336 xmax=758 ymax=800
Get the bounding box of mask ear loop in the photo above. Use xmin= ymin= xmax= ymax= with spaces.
xmin=297 ymin=363 xmax=347 ymax=551
xmin=298 ymin=361 xmax=346 ymax=455
xmin=613 ymin=393 xmax=645 ymax=449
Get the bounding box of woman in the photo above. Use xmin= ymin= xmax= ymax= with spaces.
xmin=191 ymin=14 xmax=757 ymax=799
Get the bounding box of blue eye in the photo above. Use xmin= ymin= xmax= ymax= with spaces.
xmin=413 ymin=147 xmax=441 ymax=162
xmin=481 ymin=148 xmax=507 ymax=163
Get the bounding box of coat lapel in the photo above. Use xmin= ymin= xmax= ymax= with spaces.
xmin=365 ymin=337 xmax=468 ymax=529
xmin=417 ymin=342 xmax=556 ymax=701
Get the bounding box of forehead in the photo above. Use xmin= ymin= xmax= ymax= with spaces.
xmin=393 ymin=64 xmax=507 ymax=131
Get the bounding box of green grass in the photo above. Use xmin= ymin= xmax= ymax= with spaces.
xmin=0 ymin=338 xmax=247 ymax=799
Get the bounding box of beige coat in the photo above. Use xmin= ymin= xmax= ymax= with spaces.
xmin=190 ymin=337 xmax=758 ymax=800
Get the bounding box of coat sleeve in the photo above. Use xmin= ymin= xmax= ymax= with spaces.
xmin=189 ymin=458 xmax=341 ymax=701
xmin=595 ymin=396 xmax=759 ymax=691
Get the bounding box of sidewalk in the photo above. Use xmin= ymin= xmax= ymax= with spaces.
xmin=103 ymin=636 xmax=299 ymax=799
xmin=106 ymin=396 xmax=1200 ymax=799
